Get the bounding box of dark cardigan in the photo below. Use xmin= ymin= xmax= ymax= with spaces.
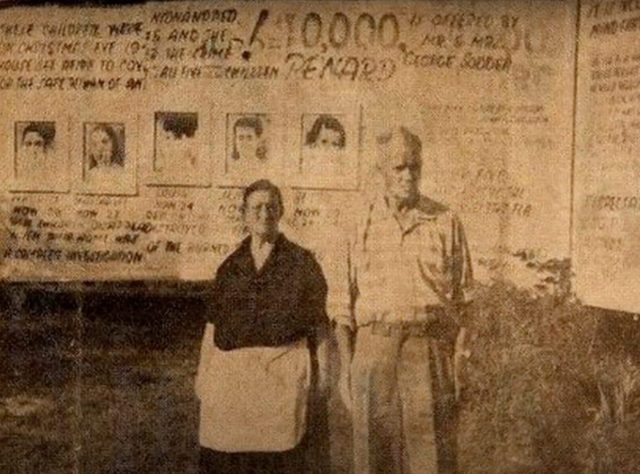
xmin=207 ymin=234 xmax=328 ymax=351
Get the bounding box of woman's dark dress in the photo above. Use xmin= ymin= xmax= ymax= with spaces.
xmin=196 ymin=234 xmax=328 ymax=474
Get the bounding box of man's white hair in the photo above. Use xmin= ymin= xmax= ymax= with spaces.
xmin=375 ymin=126 xmax=422 ymax=168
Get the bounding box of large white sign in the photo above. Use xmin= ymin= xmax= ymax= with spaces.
xmin=0 ymin=1 xmax=576 ymax=286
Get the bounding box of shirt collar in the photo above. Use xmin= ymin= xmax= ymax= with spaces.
xmin=235 ymin=233 xmax=288 ymax=276
xmin=370 ymin=193 xmax=447 ymax=233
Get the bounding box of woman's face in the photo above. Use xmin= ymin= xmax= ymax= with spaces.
xmin=22 ymin=131 xmax=46 ymax=160
xmin=315 ymin=125 xmax=342 ymax=151
xmin=235 ymin=125 xmax=258 ymax=161
xmin=89 ymin=128 xmax=114 ymax=167
xmin=243 ymin=189 xmax=281 ymax=239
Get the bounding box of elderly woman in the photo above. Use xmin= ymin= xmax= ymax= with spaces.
xmin=195 ymin=179 xmax=328 ymax=474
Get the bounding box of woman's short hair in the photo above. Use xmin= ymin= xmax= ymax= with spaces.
xmin=234 ymin=116 xmax=264 ymax=137
xmin=305 ymin=115 xmax=346 ymax=148
xmin=22 ymin=122 xmax=55 ymax=149
xmin=231 ymin=116 xmax=267 ymax=161
xmin=241 ymin=179 xmax=284 ymax=215
xmin=159 ymin=112 xmax=198 ymax=139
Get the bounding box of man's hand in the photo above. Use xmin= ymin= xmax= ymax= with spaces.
xmin=453 ymin=327 xmax=471 ymax=402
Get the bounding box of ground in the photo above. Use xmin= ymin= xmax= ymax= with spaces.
xmin=1 ymin=293 xmax=201 ymax=474
xmin=2 ymin=286 xmax=640 ymax=473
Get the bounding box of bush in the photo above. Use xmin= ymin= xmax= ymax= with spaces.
xmin=458 ymin=280 xmax=599 ymax=473
xmin=586 ymin=353 xmax=640 ymax=473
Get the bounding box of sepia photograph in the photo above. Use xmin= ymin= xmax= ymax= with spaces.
xmin=80 ymin=122 xmax=136 ymax=195
xmin=225 ymin=113 xmax=277 ymax=182
xmin=13 ymin=121 xmax=67 ymax=192
xmin=1 ymin=0 xmax=640 ymax=473
xmin=301 ymin=114 xmax=347 ymax=176
xmin=151 ymin=111 xmax=209 ymax=187
xmin=295 ymin=112 xmax=360 ymax=190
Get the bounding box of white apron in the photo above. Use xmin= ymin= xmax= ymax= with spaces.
xmin=195 ymin=323 xmax=311 ymax=452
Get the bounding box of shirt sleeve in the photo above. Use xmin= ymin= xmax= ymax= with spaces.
xmin=204 ymin=267 xmax=224 ymax=325
xmin=326 ymin=224 xmax=357 ymax=329
xmin=450 ymin=214 xmax=474 ymax=318
xmin=303 ymin=253 xmax=330 ymax=338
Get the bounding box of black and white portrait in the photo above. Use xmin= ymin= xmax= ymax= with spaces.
xmin=306 ymin=114 xmax=346 ymax=150
xmin=298 ymin=113 xmax=358 ymax=189
xmin=13 ymin=121 xmax=66 ymax=191
xmin=81 ymin=122 xmax=135 ymax=195
xmin=152 ymin=112 xmax=206 ymax=185
xmin=226 ymin=114 xmax=272 ymax=177
xmin=84 ymin=122 xmax=125 ymax=173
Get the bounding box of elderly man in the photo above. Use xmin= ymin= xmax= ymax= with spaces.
xmin=332 ymin=126 xmax=473 ymax=473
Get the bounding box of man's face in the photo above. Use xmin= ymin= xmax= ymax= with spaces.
xmin=316 ymin=125 xmax=342 ymax=151
xmin=235 ymin=125 xmax=258 ymax=160
xmin=243 ymin=189 xmax=281 ymax=239
xmin=22 ymin=131 xmax=45 ymax=160
xmin=379 ymin=135 xmax=421 ymax=204
xmin=89 ymin=128 xmax=114 ymax=167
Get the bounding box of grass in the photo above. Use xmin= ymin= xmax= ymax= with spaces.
xmin=2 ymin=284 xmax=640 ymax=473
xmin=1 ymin=293 xmax=201 ymax=474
